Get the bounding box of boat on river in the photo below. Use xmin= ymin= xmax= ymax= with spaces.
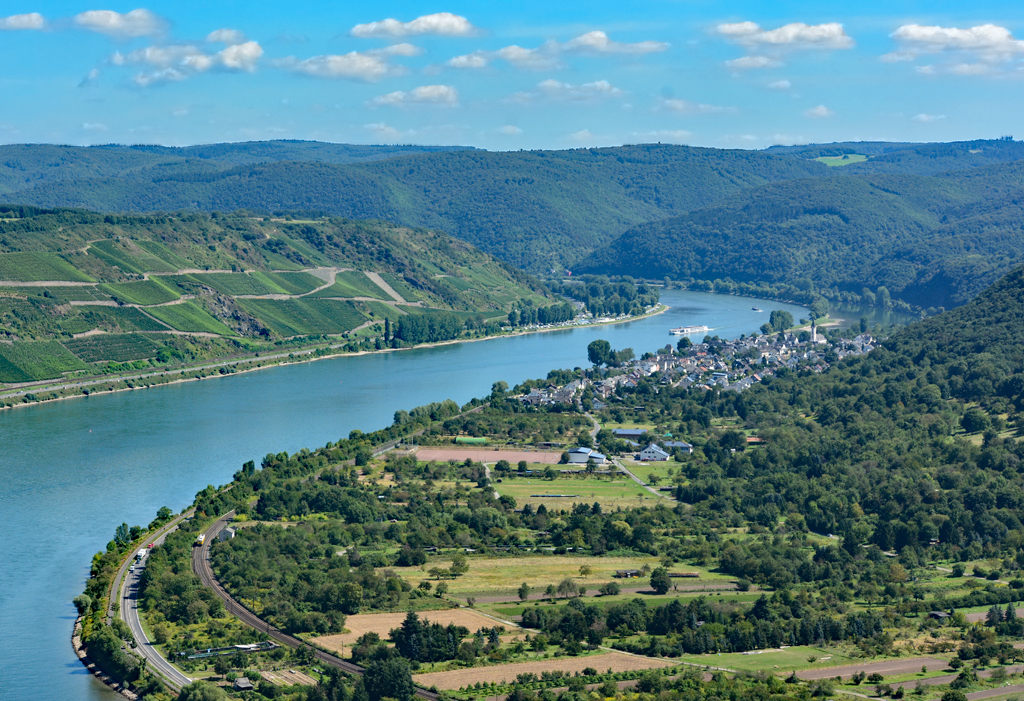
xmin=752 ymin=307 xmax=762 ymax=312
xmin=670 ymin=325 xmax=709 ymax=335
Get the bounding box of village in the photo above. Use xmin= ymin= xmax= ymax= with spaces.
xmin=520 ymin=319 xmax=879 ymax=412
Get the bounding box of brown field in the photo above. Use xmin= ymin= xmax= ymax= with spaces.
xmin=415 ymin=448 xmax=562 ymax=464
xmin=262 ymin=669 xmax=318 ymax=686
xmin=311 ymin=609 xmax=516 ymax=653
xmin=413 ymin=651 xmax=676 ymax=690
xmin=796 ymin=656 xmax=949 ymax=681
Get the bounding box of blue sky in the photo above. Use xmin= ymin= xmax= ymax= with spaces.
xmin=1 ymin=1 xmax=1022 ymax=150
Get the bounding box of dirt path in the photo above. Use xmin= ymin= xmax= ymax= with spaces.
xmin=364 ymin=271 xmax=406 ymax=304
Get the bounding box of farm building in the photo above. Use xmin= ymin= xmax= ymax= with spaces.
xmin=639 ymin=444 xmax=670 ymax=461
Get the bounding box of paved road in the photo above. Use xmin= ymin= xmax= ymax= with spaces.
xmin=191 ymin=512 xmax=440 ymax=701
xmin=117 ymin=510 xmax=195 ymax=692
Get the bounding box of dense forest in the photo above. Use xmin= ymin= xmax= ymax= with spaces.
xmin=579 ymin=158 xmax=1024 ymax=309
xmin=1 ymin=144 xmax=828 ymax=271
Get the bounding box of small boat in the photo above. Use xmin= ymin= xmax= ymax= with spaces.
xmin=752 ymin=307 xmax=762 ymax=312
xmin=670 ymin=325 xmax=709 ymax=335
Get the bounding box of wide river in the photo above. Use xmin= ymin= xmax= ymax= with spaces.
xmin=1 ymin=289 xmax=907 ymax=700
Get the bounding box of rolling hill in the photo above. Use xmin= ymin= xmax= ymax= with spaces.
xmin=577 ymin=159 xmax=1024 ymax=310
xmin=0 ymin=206 xmax=553 ymax=383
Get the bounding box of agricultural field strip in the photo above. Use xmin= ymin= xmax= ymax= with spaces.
xmin=312 ymin=609 xmax=518 ymax=650
xmin=411 ymin=651 xmax=676 ymax=690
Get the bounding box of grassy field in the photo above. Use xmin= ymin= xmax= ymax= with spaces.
xmin=145 ymin=301 xmax=234 ymax=335
xmin=63 ymin=333 xmax=162 ymax=363
xmin=0 ymin=340 xmax=89 ymax=381
xmin=387 ymin=555 xmax=720 ymax=596
xmin=814 ymin=154 xmax=868 ymax=167
xmin=100 ymin=279 xmax=180 ymax=305
xmin=620 ymin=458 xmax=682 ymax=485
xmin=676 ymin=645 xmax=857 ymax=673
xmin=495 ymin=476 xmax=666 ymax=511
xmin=0 ymin=252 xmax=93 ymax=282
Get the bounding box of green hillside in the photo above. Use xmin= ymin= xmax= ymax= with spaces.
xmin=0 ymin=207 xmax=552 ymax=383
xmin=577 ymin=161 xmax=1024 ymax=309
xmin=1 ymin=144 xmax=828 ymax=271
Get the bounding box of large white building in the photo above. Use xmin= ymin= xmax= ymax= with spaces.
xmin=566 ymin=447 xmax=607 ymax=465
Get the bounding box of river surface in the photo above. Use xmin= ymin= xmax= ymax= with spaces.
xmin=0 ymin=289 xmax=814 ymax=700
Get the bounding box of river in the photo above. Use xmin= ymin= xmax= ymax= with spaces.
xmin=0 ymin=289 xmax=822 ymax=700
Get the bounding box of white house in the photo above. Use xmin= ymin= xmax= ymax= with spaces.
xmin=639 ymin=444 xmax=670 ymax=461
xmin=566 ymin=447 xmax=607 ymax=465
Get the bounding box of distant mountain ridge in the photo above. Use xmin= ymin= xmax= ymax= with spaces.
xmin=5 ymin=138 xmax=1024 ymax=303
xmin=577 ymin=156 xmax=1024 ymax=309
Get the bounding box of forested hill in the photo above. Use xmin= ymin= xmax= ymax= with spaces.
xmin=766 ymin=138 xmax=1024 ymax=175
xmin=2 ymin=144 xmax=828 ymax=272
xmin=672 ymin=261 xmax=1024 ymax=562
xmin=577 ymin=159 xmax=1024 ymax=309
xmin=0 ymin=141 xmax=471 ymax=197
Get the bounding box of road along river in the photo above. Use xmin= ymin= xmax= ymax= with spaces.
xmin=1 ymin=289 xmax=817 ymax=700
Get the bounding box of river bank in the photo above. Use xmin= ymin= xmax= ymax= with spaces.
xmin=0 ymin=305 xmax=668 ymax=411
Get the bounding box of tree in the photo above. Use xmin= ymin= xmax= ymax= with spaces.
xmin=941 ymin=691 xmax=968 ymax=701
xmin=676 ymin=337 xmax=692 ymax=352
xmin=600 ymin=581 xmax=620 ymax=596
xmin=177 ymin=681 xmax=229 ymax=701
xmin=518 ymin=582 xmax=531 ymax=601
xmin=650 ymin=567 xmax=671 ymax=595
xmin=362 ymin=657 xmax=415 ymax=701
xmin=769 ymin=310 xmax=794 ymax=333
xmin=579 ymin=565 xmax=593 ymax=578
xmin=449 ymin=553 xmax=469 ymax=577
xmin=588 ymin=339 xmax=612 ymax=367
xmin=491 ymin=381 xmax=509 ymax=399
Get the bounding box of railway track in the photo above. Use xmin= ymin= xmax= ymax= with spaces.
xmin=192 ymin=512 xmax=439 ymax=700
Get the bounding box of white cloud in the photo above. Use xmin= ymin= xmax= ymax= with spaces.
xmin=206 ymin=28 xmax=246 ymax=44
xmin=511 ymin=79 xmax=625 ymax=103
xmin=767 ymin=79 xmax=792 ymax=89
xmin=74 ymin=9 xmax=168 ymax=38
xmin=79 ymin=67 xmax=102 ymax=87
xmin=912 ymin=113 xmax=946 ymax=122
xmin=495 ymin=44 xmax=562 ymax=70
xmin=351 ymin=12 xmax=477 ymax=38
xmin=369 ymin=43 xmax=423 ymax=57
xmin=570 ymin=129 xmax=595 ymax=141
xmin=371 ymin=84 xmax=459 ymax=107
xmin=724 ymin=55 xmax=782 ymax=70
xmin=655 ymin=97 xmax=735 ymax=114
xmin=770 ymin=133 xmax=805 ymax=145
xmin=631 ymin=129 xmax=692 ymax=142
xmin=499 ymin=125 xmax=523 ymax=135
xmin=0 ymin=13 xmax=45 ymax=30
xmin=448 ymin=52 xmax=488 ymax=69
xmin=171 ymin=107 xmax=189 ymax=117
xmin=364 ymin=122 xmax=401 ymax=137
xmin=887 ymin=24 xmax=1024 ymax=76
xmin=81 ymin=122 xmax=107 ymax=131
xmin=275 ymin=52 xmax=404 ymax=81
xmin=717 ymin=21 xmax=854 ymax=49
xmin=891 ymin=24 xmax=1024 ymax=55
xmin=119 ymin=41 xmax=263 ymax=86
xmin=563 ymin=30 xmax=668 ymax=54
xmin=804 ymin=104 xmax=834 ymax=118
xmin=217 ymin=42 xmax=262 ymax=72
xmin=133 ymin=68 xmax=187 ymax=87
